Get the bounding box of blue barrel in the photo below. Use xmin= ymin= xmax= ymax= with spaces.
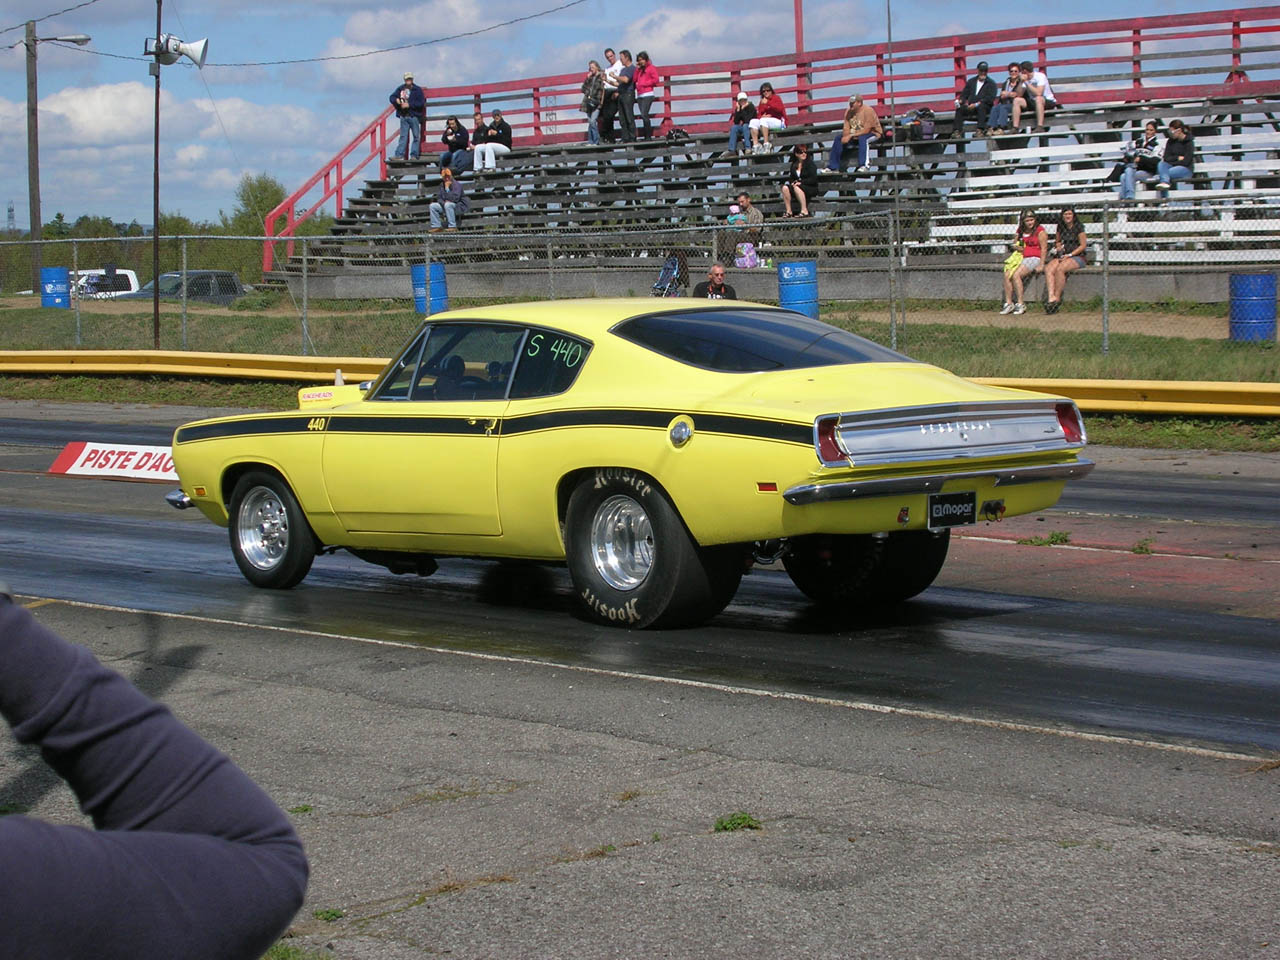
xmin=1229 ymin=273 xmax=1276 ymax=342
xmin=777 ymin=260 xmax=818 ymax=319
xmin=40 ymin=266 xmax=70 ymax=309
xmin=411 ymin=262 xmax=448 ymax=315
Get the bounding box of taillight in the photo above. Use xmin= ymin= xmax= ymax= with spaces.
xmin=1056 ymin=403 xmax=1085 ymax=444
xmin=816 ymin=416 xmax=847 ymax=464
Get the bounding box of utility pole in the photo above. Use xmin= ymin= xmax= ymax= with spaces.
xmin=26 ymin=21 xmax=41 ymax=293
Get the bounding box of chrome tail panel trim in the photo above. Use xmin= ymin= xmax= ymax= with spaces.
xmin=820 ymin=399 xmax=1083 ymax=467
xmin=783 ymin=459 xmax=1095 ymax=505
xmin=164 ymin=488 xmax=193 ymax=510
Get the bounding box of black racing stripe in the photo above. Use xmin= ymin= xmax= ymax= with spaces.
xmin=694 ymin=414 xmax=812 ymax=445
xmin=503 ymin=409 xmax=811 ymax=445
xmin=503 ymin=409 xmax=672 ymax=435
xmin=327 ymin=415 xmax=491 ymax=435
xmin=175 ymin=416 xmax=315 ymax=443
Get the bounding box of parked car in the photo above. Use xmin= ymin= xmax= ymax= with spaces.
xmin=166 ymin=299 xmax=1094 ymax=628
xmin=75 ymin=268 xmax=141 ymax=299
xmin=118 ymin=270 xmax=247 ymax=306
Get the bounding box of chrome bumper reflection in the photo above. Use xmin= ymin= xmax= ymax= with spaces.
xmin=165 ymin=488 xmax=193 ymax=510
xmin=783 ymin=459 xmax=1095 ymax=505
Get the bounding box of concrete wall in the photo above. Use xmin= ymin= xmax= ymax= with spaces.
xmin=288 ymin=264 xmax=1273 ymax=304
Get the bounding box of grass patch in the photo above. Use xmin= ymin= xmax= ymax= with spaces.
xmin=0 ymin=375 xmax=300 ymax=409
xmin=714 ymin=811 xmax=762 ymax=832
xmin=1132 ymin=537 xmax=1156 ymax=555
xmin=263 ymin=943 xmax=332 ymax=960
xmin=286 ymin=804 xmax=313 ymax=814
xmin=1085 ymin=414 xmax=1280 ymax=452
xmin=311 ymin=908 xmax=343 ymax=923
xmin=1016 ymin=530 xmax=1071 ymax=546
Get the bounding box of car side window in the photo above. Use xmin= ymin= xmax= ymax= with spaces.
xmin=189 ymin=276 xmax=211 ymax=296
xmin=372 ymin=330 xmax=428 ymax=400
xmin=407 ymin=324 xmax=525 ymax=401
xmin=216 ymin=275 xmax=237 ymax=296
xmin=509 ymin=329 xmax=592 ymax=398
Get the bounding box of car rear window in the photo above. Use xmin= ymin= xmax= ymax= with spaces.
xmin=612 ymin=308 xmax=915 ymax=372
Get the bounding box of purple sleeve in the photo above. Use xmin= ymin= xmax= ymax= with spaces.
xmin=0 ymin=597 xmax=308 ymax=960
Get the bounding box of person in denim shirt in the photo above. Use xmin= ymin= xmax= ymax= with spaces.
xmin=388 ymin=71 xmax=425 ymax=160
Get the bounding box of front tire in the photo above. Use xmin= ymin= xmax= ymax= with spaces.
xmin=228 ymin=471 xmax=316 ymax=589
xmin=565 ymin=470 xmax=741 ymax=628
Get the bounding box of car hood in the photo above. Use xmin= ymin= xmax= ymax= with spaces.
xmin=703 ymin=362 xmax=1063 ymax=422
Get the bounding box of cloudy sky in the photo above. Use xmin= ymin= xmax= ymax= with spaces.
xmin=0 ymin=0 xmax=1263 ymax=230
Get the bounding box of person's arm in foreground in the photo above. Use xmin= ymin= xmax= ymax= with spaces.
xmin=0 ymin=589 xmax=308 ymax=960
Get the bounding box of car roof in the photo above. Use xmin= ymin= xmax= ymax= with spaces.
xmin=428 ymin=297 xmax=783 ymax=339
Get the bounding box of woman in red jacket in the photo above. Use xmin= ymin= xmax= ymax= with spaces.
xmin=633 ymin=51 xmax=661 ymax=139
xmin=748 ymin=82 xmax=787 ymax=153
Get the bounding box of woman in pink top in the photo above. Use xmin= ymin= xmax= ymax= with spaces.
xmin=1001 ymin=209 xmax=1047 ymax=315
xmin=633 ymin=51 xmax=661 ymax=139
xmin=748 ymin=82 xmax=787 ymax=153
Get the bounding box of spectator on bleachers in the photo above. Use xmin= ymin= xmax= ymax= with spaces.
xmin=826 ymin=94 xmax=881 ymax=174
xmin=439 ymin=116 xmax=470 ymax=172
xmin=727 ymin=91 xmax=756 ymax=155
xmin=749 ymin=83 xmax=787 ymax=153
xmin=474 ymin=108 xmax=513 ymax=172
xmin=1155 ymin=119 xmax=1195 ymax=195
xmin=1000 ymin=209 xmax=1047 ymax=316
xmin=779 ymin=143 xmax=818 ymax=217
xmin=599 ymin=48 xmax=622 ymax=143
xmin=693 ymin=263 xmax=737 ymax=299
xmin=471 ymin=108 xmax=489 ymax=166
xmin=388 ymin=71 xmax=425 ymax=160
xmin=1012 ymin=61 xmax=1058 ymax=132
xmin=987 ymin=63 xmax=1026 ymax=133
xmin=616 ymin=50 xmax=638 ymax=141
xmin=429 ymin=167 xmax=469 ymax=231
xmin=1044 ymin=207 xmax=1087 ymax=314
xmin=634 ymin=51 xmax=660 ymax=139
xmin=735 ymin=190 xmax=765 ymax=242
xmin=954 ymin=61 xmax=998 ymax=136
xmin=1113 ymin=119 xmax=1163 ymax=200
xmin=581 ymin=60 xmax=605 ymax=145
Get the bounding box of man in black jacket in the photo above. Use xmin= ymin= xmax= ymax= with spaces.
xmin=693 ymin=263 xmax=737 ymax=299
xmin=954 ymin=61 xmax=997 ymax=136
xmin=475 ymin=108 xmax=513 ymax=171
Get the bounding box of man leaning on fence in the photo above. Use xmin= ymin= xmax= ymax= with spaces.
xmin=389 ymin=72 xmax=425 ymax=161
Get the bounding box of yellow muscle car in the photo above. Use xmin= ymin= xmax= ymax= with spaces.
xmin=166 ymin=299 xmax=1093 ymax=628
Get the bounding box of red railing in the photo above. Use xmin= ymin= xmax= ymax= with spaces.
xmin=263 ymin=5 xmax=1280 ymax=271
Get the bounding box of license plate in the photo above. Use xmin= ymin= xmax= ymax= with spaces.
xmin=928 ymin=491 xmax=977 ymax=528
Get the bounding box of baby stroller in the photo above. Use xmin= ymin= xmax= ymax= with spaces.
xmin=651 ymin=250 xmax=689 ymax=297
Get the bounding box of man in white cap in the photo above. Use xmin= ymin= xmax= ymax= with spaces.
xmin=728 ymin=90 xmax=756 ymax=155
xmin=388 ymin=71 xmax=425 ymax=160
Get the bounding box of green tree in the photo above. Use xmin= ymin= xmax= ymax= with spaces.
xmin=219 ymin=173 xmax=288 ymax=236
xmin=45 ymin=212 xmax=71 ymax=237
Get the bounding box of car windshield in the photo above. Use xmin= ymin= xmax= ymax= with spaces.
xmin=138 ymin=274 xmax=186 ymax=295
xmin=612 ymin=308 xmax=916 ymax=372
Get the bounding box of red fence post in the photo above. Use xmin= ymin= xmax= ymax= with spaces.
xmin=1132 ymin=28 xmax=1142 ymax=89
xmin=533 ymin=86 xmax=543 ymax=143
xmin=1233 ymin=18 xmax=1242 ymax=67
xmin=953 ymin=42 xmax=966 ymax=97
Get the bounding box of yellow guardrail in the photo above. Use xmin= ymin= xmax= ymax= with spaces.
xmin=1 ymin=351 xmax=1278 ymax=417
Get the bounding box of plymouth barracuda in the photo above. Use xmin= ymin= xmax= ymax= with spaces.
xmin=167 ymin=299 xmax=1093 ymax=628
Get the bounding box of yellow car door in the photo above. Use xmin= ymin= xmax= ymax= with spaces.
xmin=321 ymin=322 xmax=524 ymax=536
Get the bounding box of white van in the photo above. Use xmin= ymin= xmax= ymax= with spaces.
xmin=74 ymin=268 xmax=141 ymax=299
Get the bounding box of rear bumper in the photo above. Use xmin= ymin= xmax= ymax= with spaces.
xmin=783 ymin=458 xmax=1095 ymax=505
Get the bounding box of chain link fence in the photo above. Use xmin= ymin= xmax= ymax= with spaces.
xmin=2 ymin=201 xmax=1277 ymax=382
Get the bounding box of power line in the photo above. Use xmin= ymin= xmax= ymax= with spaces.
xmin=0 ymin=0 xmax=103 ymax=37
xmin=34 ymin=0 xmax=588 ymax=67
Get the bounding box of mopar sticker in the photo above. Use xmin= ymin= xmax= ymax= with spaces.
xmin=928 ymin=491 xmax=977 ymax=528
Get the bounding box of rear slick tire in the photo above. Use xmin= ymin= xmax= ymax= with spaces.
xmin=782 ymin=533 xmax=884 ymax=607
xmin=565 ymin=469 xmax=740 ymax=629
xmin=228 ymin=471 xmax=317 ymax=589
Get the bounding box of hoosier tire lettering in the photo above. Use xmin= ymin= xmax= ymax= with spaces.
xmin=580 ymin=587 xmax=642 ymax=624
xmin=592 ymin=467 xmax=651 ymax=497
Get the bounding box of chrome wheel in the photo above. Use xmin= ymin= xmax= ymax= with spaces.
xmin=590 ymin=494 xmax=654 ymax=590
xmin=236 ymin=485 xmax=290 ymax=571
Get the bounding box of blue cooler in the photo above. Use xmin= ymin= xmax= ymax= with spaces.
xmin=40 ymin=266 xmax=70 ymax=309
xmin=1229 ymin=273 xmax=1276 ymax=342
xmin=777 ymin=260 xmax=818 ymax=319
